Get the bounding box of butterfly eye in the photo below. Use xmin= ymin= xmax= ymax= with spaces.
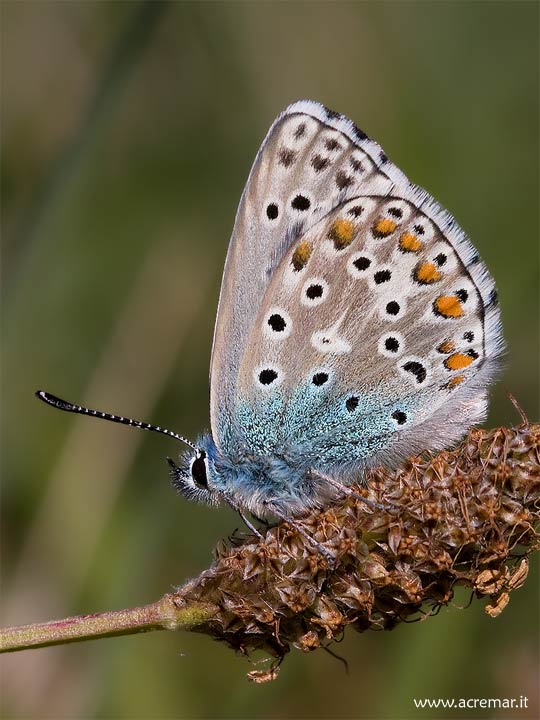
xmin=191 ymin=451 xmax=208 ymax=489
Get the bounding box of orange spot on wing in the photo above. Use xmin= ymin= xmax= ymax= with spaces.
xmin=399 ymin=232 xmax=423 ymax=253
xmin=373 ymin=218 xmax=397 ymax=238
xmin=291 ymin=241 xmax=313 ymax=271
xmin=329 ymin=218 xmax=355 ymax=249
xmin=437 ymin=339 xmax=455 ymax=354
xmin=434 ymin=295 xmax=464 ymax=318
xmin=444 ymin=353 xmax=474 ymax=371
xmin=414 ymin=262 xmax=442 ymax=284
xmin=446 ymin=375 xmax=465 ymax=389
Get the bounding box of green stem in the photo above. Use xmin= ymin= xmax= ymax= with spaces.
xmin=0 ymin=594 xmax=217 ymax=653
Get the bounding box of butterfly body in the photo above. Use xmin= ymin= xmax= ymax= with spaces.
xmin=190 ymin=433 xmax=323 ymax=516
xmin=169 ymin=99 xmax=504 ymax=516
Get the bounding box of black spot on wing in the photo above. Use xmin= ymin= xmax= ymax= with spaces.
xmin=385 ymin=337 xmax=400 ymax=352
xmin=374 ymin=269 xmax=392 ymax=284
xmin=306 ymin=283 xmax=323 ymax=300
xmin=325 ymin=138 xmax=341 ymax=151
xmin=268 ymin=314 xmax=286 ymax=332
xmin=279 ymin=148 xmax=297 ymax=167
xmin=402 ymin=361 xmax=427 ymax=384
xmin=346 ymin=396 xmax=359 ymax=412
xmin=336 ymin=171 xmax=353 ymax=190
xmin=311 ymin=154 xmax=330 ymax=172
xmin=291 ymin=194 xmax=311 ymax=211
xmin=259 ymin=369 xmax=278 ymax=385
xmin=353 ymin=256 xmax=371 ymax=271
xmin=392 ymin=410 xmax=407 ymax=425
xmin=312 ymin=372 xmax=329 ymax=386
xmin=434 ymin=253 xmax=447 ymax=266
xmin=266 ymin=203 xmax=279 ymax=220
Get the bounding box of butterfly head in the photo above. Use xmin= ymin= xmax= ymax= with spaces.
xmin=168 ymin=437 xmax=222 ymax=507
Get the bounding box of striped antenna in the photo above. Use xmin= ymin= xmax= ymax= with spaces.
xmin=35 ymin=390 xmax=197 ymax=451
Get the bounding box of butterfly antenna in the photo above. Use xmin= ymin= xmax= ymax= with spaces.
xmin=35 ymin=390 xmax=197 ymax=450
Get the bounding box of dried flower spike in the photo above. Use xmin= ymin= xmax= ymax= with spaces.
xmin=172 ymin=421 xmax=540 ymax=678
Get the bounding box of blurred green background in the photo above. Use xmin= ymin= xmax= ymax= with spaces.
xmin=2 ymin=1 xmax=538 ymax=718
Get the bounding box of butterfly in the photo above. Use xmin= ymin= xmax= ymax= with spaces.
xmin=37 ymin=100 xmax=503 ymax=530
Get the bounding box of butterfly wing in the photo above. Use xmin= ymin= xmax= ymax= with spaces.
xmin=210 ymin=100 xmax=410 ymax=446
xmin=230 ymin=191 xmax=503 ymax=476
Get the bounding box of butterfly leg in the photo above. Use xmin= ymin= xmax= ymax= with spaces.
xmin=220 ymin=493 xmax=265 ymax=539
xmin=237 ymin=510 xmax=264 ymax=539
xmin=266 ymin=503 xmax=335 ymax=563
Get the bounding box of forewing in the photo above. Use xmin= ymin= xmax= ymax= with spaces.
xmin=232 ymin=192 xmax=503 ymax=473
xmin=210 ymin=101 xmax=409 ymax=445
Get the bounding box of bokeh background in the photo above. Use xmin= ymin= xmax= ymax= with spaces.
xmin=2 ymin=2 xmax=538 ymax=718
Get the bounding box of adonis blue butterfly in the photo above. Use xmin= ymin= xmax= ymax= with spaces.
xmin=38 ymin=100 xmax=503 ymax=531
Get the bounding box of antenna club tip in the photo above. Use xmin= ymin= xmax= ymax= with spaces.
xmin=35 ymin=390 xmax=70 ymax=411
xmin=35 ymin=390 xmax=56 ymax=404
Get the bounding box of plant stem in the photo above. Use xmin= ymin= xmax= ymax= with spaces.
xmin=0 ymin=594 xmax=217 ymax=653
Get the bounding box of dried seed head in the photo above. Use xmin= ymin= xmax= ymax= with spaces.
xmin=174 ymin=422 xmax=540 ymax=681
